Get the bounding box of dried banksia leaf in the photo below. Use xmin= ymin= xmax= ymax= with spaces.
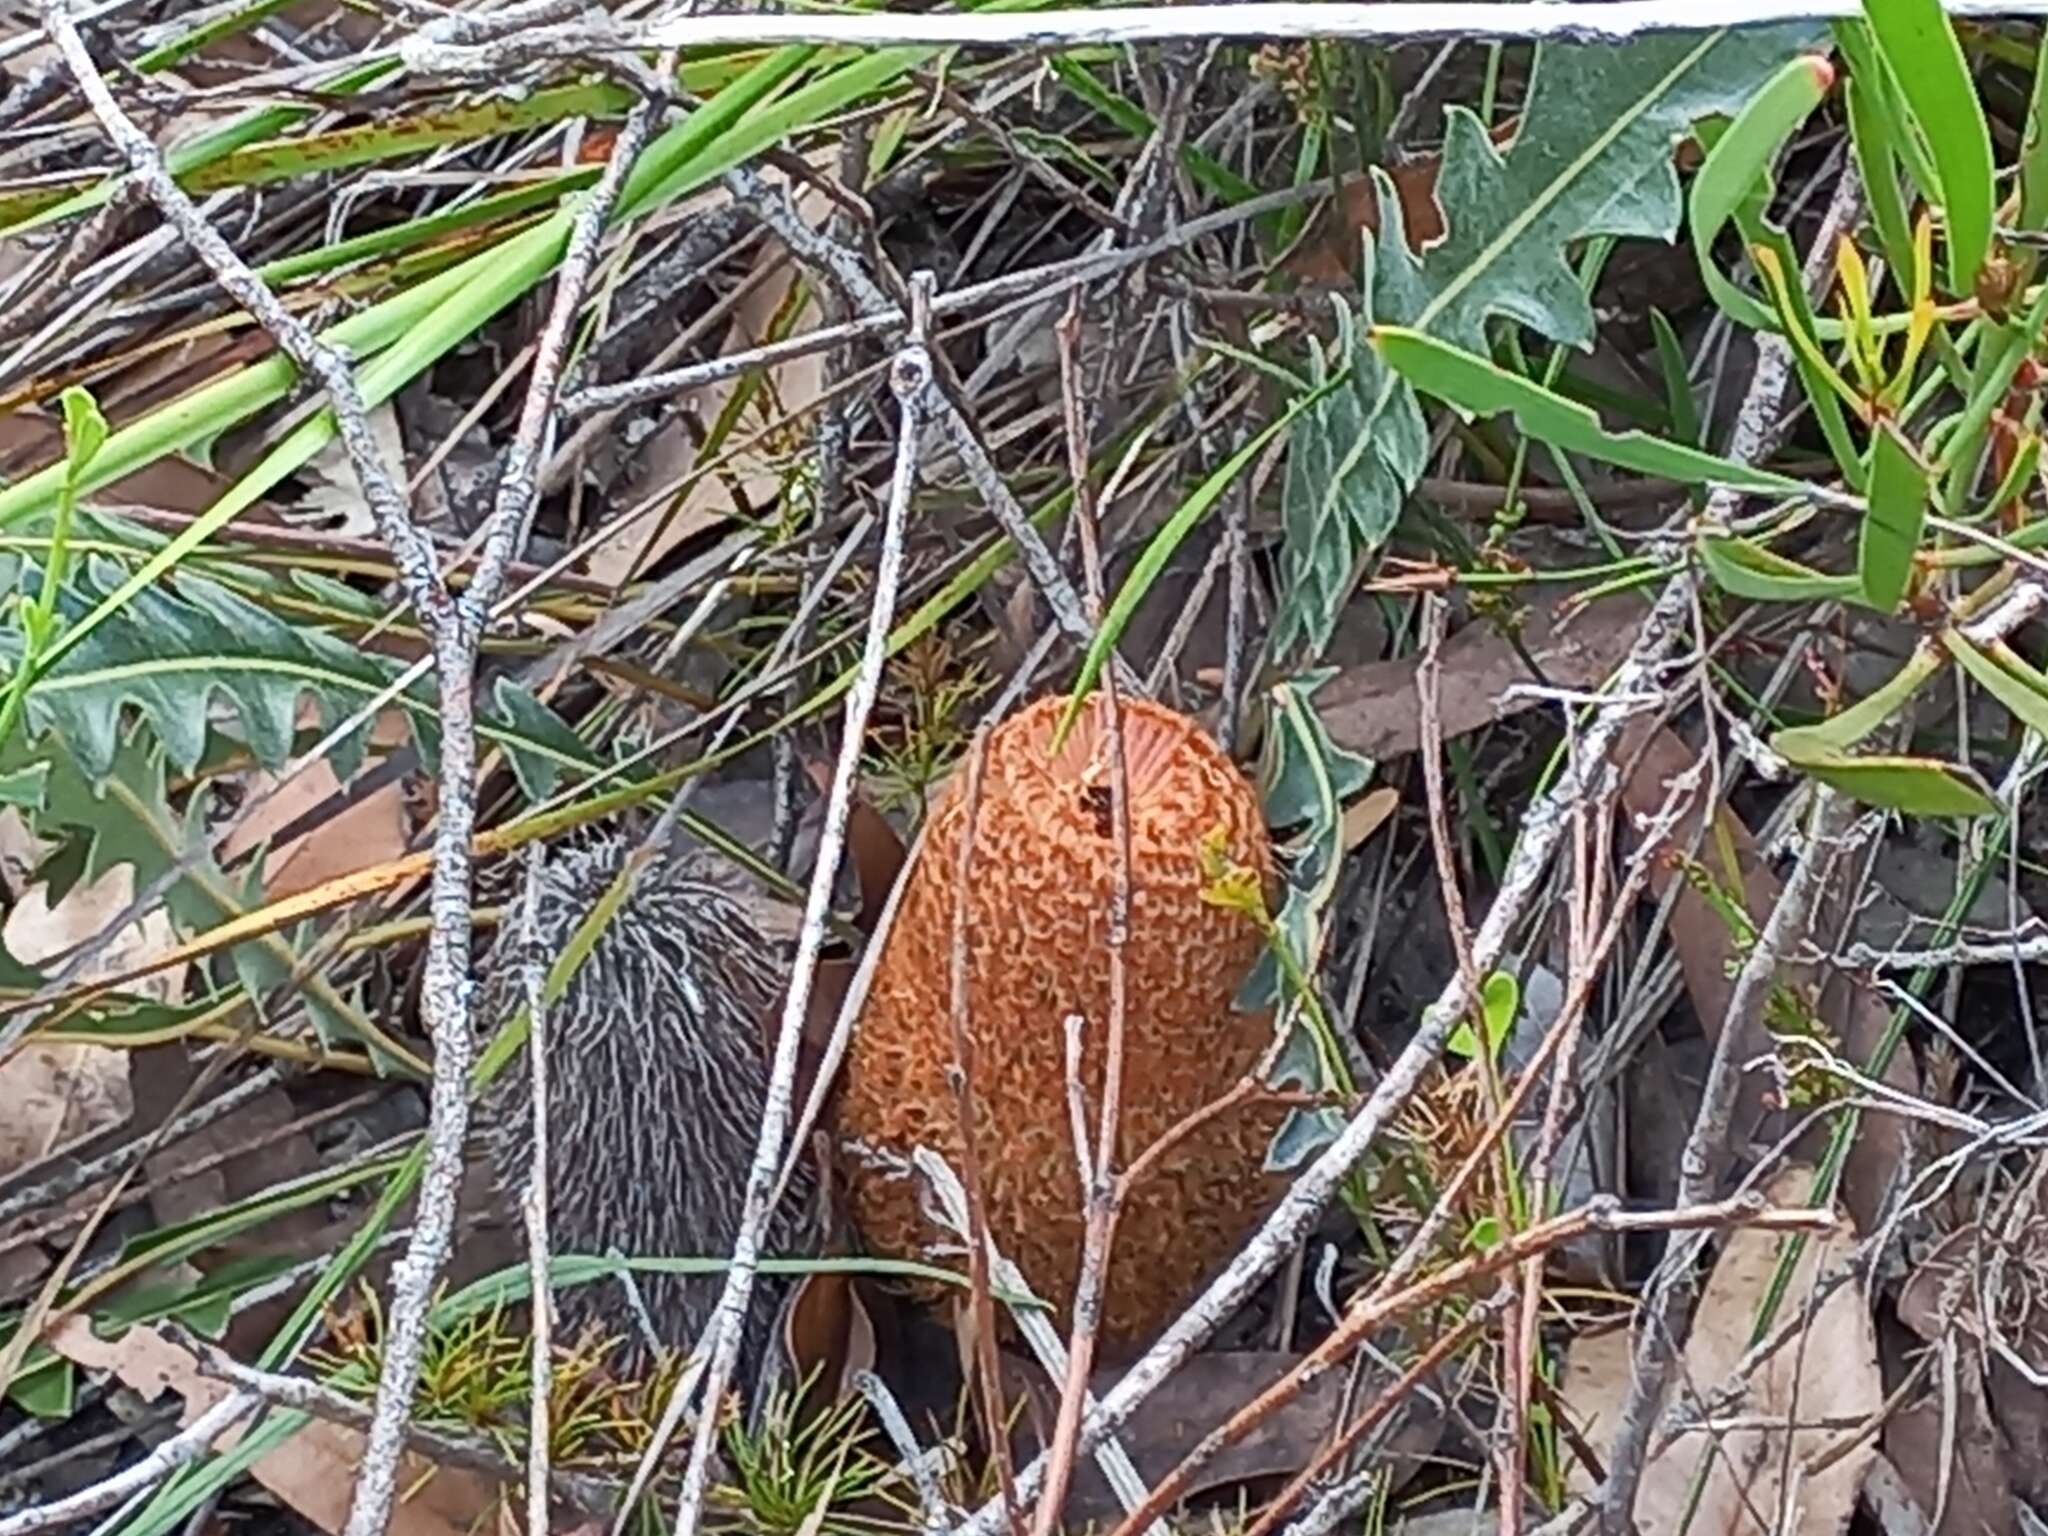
xmin=839 ymin=693 xmax=1284 ymax=1346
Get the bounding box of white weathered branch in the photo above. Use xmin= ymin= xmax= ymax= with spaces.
xmin=403 ymin=0 xmax=2048 ymax=71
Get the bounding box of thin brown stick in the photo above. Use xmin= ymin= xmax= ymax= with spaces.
xmin=1418 ymin=593 xmax=1523 ymax=1527
xmin=1104 ymin=1194 xmax=1838 ymax=1536
xmin=1243 ymin=1293 xmax=1505 ymax=1536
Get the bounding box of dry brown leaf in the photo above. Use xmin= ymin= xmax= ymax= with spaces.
xmin=0 ymin=857 xmax=193 ymax=1181
xmin=584 ymin=179 xmax=829 ymax=587
xmin=49 ymin=1317 xmax=503 ymax=1536
xmin=0 ymin=1043 xmax=132 ymax=1183
xmin=1342 ymin=785 xmax=1400 ymax=852
xmin=216 ymin=715 xmax=412 ymax=900
xmin=779 ymin=1271 xmax=876 ymax=1427
xmin=1561 ymin=1165 xmax=1879 ymax=1536
xmin=1006 ymin=1349 xmax=1442 ymax=1525
xmin=1315 ymin=593 xmax=1643 ymax=762
xmin=1883 ymin=1373 xmax=2014 ymax=1536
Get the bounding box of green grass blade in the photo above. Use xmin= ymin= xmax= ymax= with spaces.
xmin=1862 ymin=0 xmax=1994 ymax=294
xmin=1056 ymin=378 xmax=1340 ymax=749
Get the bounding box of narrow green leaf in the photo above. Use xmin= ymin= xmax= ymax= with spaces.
xmin=1698 ymin=532 xmax=1862 ymax=602
xmin=1373 ymin=326 xmax=1810 ymax=495
xmin=1057 ymin=377 xmax=1340 ymax=749
xmin=1792 ymin=751 xmax=1998 ymax=816
xmin=1688 ymin=53 xmax=1835 ymax=333
xmin=1941 ymin=629 xmax=2048 ymax=739
xmin=1859 ymin=421 xmax=1930 ymax=612
xmin=1843 ymin=71 xmax=1918 ymax=286
xmin=1774 ymin=638 xmax=1946 ymax=758
xmin=2021 ymin=28 xmax=2048 ymax=233
xmin=5 ymin=1357 xmax=72 ymax=1418
xmin=1049 ymin=57 xmax=1260 ymax=206
xmin=1862 ymin=0 xmax=1995 ymax=294
xmin=1649 ymin=308 xmax=1702 ymax=449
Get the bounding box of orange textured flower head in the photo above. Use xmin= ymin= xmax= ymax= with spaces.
xmin=837 ymin=691 xmax=1285 ymax=1348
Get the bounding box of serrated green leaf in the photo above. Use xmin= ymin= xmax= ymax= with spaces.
xmin=1699 ymin=532 xmax=1863 ymax=602
xmin=1860 ymin=421 xmax=1930 ymax=612
xmin=10 ymin=553 xmax=601 ymax=798
xmin=1258 ymin=667 xmax=1373 ymax=906
xmin=1278 ymin=23 xmax=1816 ymax=657
xmin=1862 ymin=0 xmax=1994 ymax=294
xmin=0 ymin=721 xmax=402 ymax=1070
xmin=1373 ymin=327 xmax=1812 ymax=495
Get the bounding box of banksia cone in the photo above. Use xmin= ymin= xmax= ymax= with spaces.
xmin=838 ymin=693 xmax=1282 ymax=1347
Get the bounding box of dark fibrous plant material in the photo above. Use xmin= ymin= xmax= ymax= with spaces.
xmin=480 ymin=833 xmax=822 ymax=1384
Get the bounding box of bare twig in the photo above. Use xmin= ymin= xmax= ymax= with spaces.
xmin=943 ymin=726 xmax=1022 ymax=1533
xmin=1030 ymin=290 xmax=1135 ymax=1536
xmin=517 ymin=844 xmax=556 ymax=1536
xmin=659 ymin=274 xmax=936 ymax=1536
xmin=0 ymin=1393 xmax=257 ymax=1536
xmin=1107 ymin=1195 xmax=1837 ymax=1536
xmin=402 ymin=0 xmax=2048 ymax=68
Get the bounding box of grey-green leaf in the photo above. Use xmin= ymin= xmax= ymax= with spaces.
xmin=1277 ymin=23 xmax=1817 ymax=658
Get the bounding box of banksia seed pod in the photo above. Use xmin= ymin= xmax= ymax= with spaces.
xmin=481 ymin=835 xmax=820 ymax=1382
xmin=838 ymin=693 xmax=1282 ymax=1347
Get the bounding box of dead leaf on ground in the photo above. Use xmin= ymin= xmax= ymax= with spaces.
xmin=1342 ymin=785 xmax=1400 ymax=852
xmin=0 ymin=1042 xmax=132 ymax=1185
xmin=1006 ymin=1348 xmax=1443 ymax=1525
xmin=1883 ymin=1366 xmax=2014 ymax=1536
xmin=216 ymin=711 xmax=412 ymax=901
xmin=1894 ymin=1210 xmax=2048 ymax=1521
xmin=1315 ymin=593 xmax=1643 ymax=763
xmin=292 ymin=403 xmax=407 ymax=538
xmin=583 ymin=177 xmax=830 ymax=588
xmin=1561 ymin=1164 xmax=1878 ymax=1535
xmin=1618 ymin=724 xmax=1919 ymax=1234
xmin=0 ymin=856 xmax=192 ymax=1181
xmin=49 ymin=1317 xmax=503 ymax=1536
xmin=778 ymin=1270 xmax=876 ymax=1428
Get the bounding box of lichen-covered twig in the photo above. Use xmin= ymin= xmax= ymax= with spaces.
xmin=35 ymin=13 xmax=664 ymax=1531
xmin=656 ymin=275 xmax=936 ymax=1536
xmin=0 ymin=1392 xmax=258 ymax=1536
